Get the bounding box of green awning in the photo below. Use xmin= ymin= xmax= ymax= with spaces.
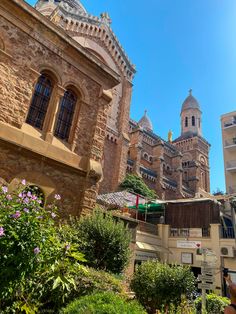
xmin=128 ymin=203 xmax=165 ymax=213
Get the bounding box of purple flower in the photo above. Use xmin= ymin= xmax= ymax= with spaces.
xmin=12 ymin=211 xmax=21 ymax=219
xmin=51 ymin=212 xmax=56 ymax=218
xmin=23 ymin=197 xmax=29 ymax=204
xmin=65 ymin=244 xmax=71 ymax=251
xmin=18 ymin=193 xmax=23 ymax=199
xmin=54 ymin=194 xmax=61 ymax=200
xmin=32 ymin=195 xmax=37 ymax=200
xmin=27 ymin=191 xmax=32 ymax=198
xmin=37 ymin=199 xmax=42 ymax=204
xmin=21 ymin=179 xmax=26 ymax=186
xmin=36 ymin=216 xmax=43 ymax=219
xmin=2 ymin=186 xmax=8 ymax=194
xmin=0 ymin=227 xmax=5 ymax=237
xmin=33 ymin=247 xmax=40 ymax=255
xmin=6 ymin=194 xmax=12 ymax=200
xmin=23 ymin=208 xmax=29 ymax=213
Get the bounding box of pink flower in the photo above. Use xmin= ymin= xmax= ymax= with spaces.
xmin=18 ymin=193 xmax=23 ymax=198
xmin=27 ymin=191 xmax=32 ymax=198
xmin=21 ymin=179 xmax=26 ymax=185
xmin=23 ymin=208 xmax=29 ymax=213
xmin=6 ymin=194 xmax=12 ymax=200
xmin=2 ymin=186 xmax=8 ymax=194
xmin=54 ymin=194 xmax=61 ymax=200
xmin=12 ymin=211 xmax=21 ymax=219
xmin=33 ymin=247 xmax=40 ymax=255
xmin=32 ymin=195 xmax=37 ymax=200
xmin=51 ymin=212 xmax=56 ymax=218
xmin=37 ymin=199 xmax=42 ymax=204
xmin=0 ymin=227 xmax=5 ymax=237
xmin=23 ymin=197 xmax=29 ymax=204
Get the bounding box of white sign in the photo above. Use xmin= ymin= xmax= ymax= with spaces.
xmin=198 ymin=283 xmax=215 ymax=290
xmin=189 ymin=228 xmax=202 ymax=237
xmin=177 ymin=240 xmax=201 ymax=249
xmin=181 ymin=253 xmax=193 ymax=264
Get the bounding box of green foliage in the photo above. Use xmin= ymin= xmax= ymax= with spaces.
xmin=120 ymin=174 xmax=157 ymax=199
xmin=62 ymin=292 xmax=147 ymax=314
xmin=130 ymin=260 xmax=196 ymax=313
xmin=0 ymin=182 xmax=86 ymax=312
xmin=195 ymin=293 xmax=230 ymax=314
xmin=70 ymin=209 xmax=131 ymax=274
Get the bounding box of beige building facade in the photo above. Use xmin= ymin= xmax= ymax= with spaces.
xmin=0 ymin=0 xmax=135 ymax=217
xmin=221 ymin=111 xmax=236 ymax=194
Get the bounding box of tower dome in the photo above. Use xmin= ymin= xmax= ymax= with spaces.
xmin=35 ymin=0 xmax=87 ymax=15
xmin=138 ymin=110 xmax=153 ymax=131
xmin=181 ymin=89 xmax=200 ymax=113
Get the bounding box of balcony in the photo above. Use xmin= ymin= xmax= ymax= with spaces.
xmin=224 ymin=117 xmax=236 ymax=130
xmin=225 ymin=138 xmax=236 ymax=150
xmin=170 ymin=228 xmax=210 ymax=238
xmin=220 ymin=226 xmax=235 ymax=239
xmin=228 ymin=185 xmax=236 ymax=194
xmin=226 ymin=161 xmax=236 ymax=172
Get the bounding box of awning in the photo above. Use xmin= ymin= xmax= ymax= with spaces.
xmin=129 ymin=203 xmax=165 ymax=213
xmin=136 ymin=241 xmax=172 ymax=254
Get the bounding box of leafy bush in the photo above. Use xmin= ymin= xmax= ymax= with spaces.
xmin=0 ymin=181 xmax=86 ymax=312
xmin=62 ymin=292 xmax=147 ymax=314
xmin=71 ymin=209 xmax=131 ymax=274
xmin=130 ymin=260 xmax=196 ymax=313
xmin=120 ymin=174 xmax=157 ymax=199
xmin=195 ymin=293 xmax=230 ymax=314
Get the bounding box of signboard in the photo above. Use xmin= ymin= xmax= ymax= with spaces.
xmin=198 ymin=275 xmax=215 ymax=283
xmin=135 ymin=250 xmax=158 ymax=261
xmin=189 ymin=228 xmax=202 ymax=237
xmin=198 ymin=283 xmax=215 ymax=290
xmin=181 ymin=253 xmax=193 ymax=264
xmin=177 ymin=240 xmax=201 ymax=249
xmin=202 ymin=269 xmax=215 ymax=276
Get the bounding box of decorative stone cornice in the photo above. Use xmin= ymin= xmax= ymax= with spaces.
xmin=49 ymin=3 xmax=136 ymax=81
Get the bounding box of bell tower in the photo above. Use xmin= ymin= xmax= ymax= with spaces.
xmin=181 ymin=89 xmax=202 ymax=137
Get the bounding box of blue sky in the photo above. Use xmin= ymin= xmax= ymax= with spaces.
xmin=26 ymin=0 xmax=236 ymax=193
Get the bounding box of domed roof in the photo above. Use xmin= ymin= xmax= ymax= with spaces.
xmin=181 ymin=89 xmax=200 ymax=113
xmin=60 ymin=0 xmax=87 ymax=12
xmin=138 ymin=110 xmax=153 ymax=131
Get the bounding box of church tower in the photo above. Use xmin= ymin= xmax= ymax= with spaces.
xmin=173 ymin=90 xmax=211 ymax=196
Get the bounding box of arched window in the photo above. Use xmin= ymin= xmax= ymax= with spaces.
xmin=185 ymin=117 xmax=188 ymax=127
xmin=192 ymin=116 xmax=195 ymax=126
xmin=26 ymin=74 xmax=53 ymax=130
xmin=54 ymin=89 xmax=77 ymax=141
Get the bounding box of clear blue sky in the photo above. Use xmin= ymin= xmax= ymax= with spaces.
xmin=26 ymin=0 xmax=236 ymax=193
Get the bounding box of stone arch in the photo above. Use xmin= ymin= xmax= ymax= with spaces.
xmin=73 ymin=37 xmax=119 ymax=73
xmin=63 ymin=80 xmax=90 ymax=104
xmin=8 ymin=171 xmax=56 ymax=201
xmin=38 ymin=65 xmax=62 ymax=85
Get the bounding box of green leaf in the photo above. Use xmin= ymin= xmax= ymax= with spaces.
xmin=52 ymin=276 xmax=62 ymax=290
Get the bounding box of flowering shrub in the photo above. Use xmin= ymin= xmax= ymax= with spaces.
xmin=0 ymin=181 xmax=72 ymax=310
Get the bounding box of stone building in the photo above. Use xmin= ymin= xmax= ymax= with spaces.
xmin=128 ymin=90 xmax=211 ymax=199
xmin=0 ymin=0 xmax=134 ymax=216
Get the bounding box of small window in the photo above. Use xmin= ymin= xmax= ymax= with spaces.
xmin=26 ymin=74 xmax=53 ymax=130
xmin=185 ymin=117 xmax=188 ymax=127
xmin=192 ymin=116 xmax=195 ymax=126
xmin=54 ymin=89 xmax=77 ymax=141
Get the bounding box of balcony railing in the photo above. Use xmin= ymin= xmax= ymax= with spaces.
xmin=225 ymin=139 xmax=236 ymax=147
xmin=226 ymin=161 xmax=236 ymax=169
xmin=170 ymin=228 xmax=210 ymax=238
xmin=220 ymin=226 xmax=235 ymax=239
xmin=224 ymin=118 xmax=236 ymax=128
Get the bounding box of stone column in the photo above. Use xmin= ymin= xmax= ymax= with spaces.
xmin=44 ymin=85 xmax=66 ymax=143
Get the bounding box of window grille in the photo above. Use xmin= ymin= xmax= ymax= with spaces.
xmin=192 ymin=116 xmax=195 ymax=126
xmin=54 ymin=90 xmax=77 ymax=141
xmin=26 ymin=74 xmax=52 ymax=130
xmin=185 ymin=117 xmax=188 ymax=127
